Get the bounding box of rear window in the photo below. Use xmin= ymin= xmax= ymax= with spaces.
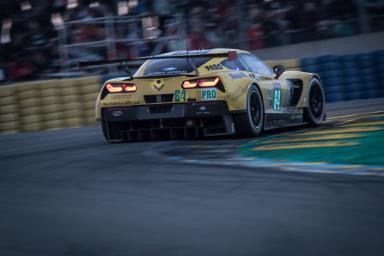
xmin=221 ymin=58 xmax=247 ymax=71
xmin=143 ymin=58 xmax=210 ymax=76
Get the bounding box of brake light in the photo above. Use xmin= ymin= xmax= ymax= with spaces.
xmin=123 ymin=83 xmax=137 ymax=92
xmin=198 ymin=77 xmax=220 ymax=87
xmin=105 ymin=83 xmax=137 ymax=93
xmin=182 ymin=79 xmax=198 ymax=89
xmin=182 ymin=77 xmax=220 ymax=89
xmin=106 ymin=83 xmax=123 ymax=93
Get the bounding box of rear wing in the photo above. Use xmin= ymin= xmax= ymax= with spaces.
xmin=78 ymin=51 xmax=237 ymax=79
xmin=78 ymin=51 xmax=237 ymax=69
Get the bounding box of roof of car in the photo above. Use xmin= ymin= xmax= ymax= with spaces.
xmin=159 ymin=48 xmax=251 ymax=57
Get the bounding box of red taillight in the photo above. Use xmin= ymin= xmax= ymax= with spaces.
xmin=122 ymin=83 xmax=137 ymax=92
xmin=182 ymin=79 xmax=198 ymax=89
xmin=198 ymin=77 xmax=220 ymax=87
xmin=106 ymin=83 xmax=137 ymax=93
xmin=106 ymin=83 xmax=123 ymax=93
xmin=182 ymin=77 xmax=220 ymax=89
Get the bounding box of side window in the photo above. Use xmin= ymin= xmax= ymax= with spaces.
xmin=241 ymin=54 xmax=274 ymax=76
xmin=221 ymin=57 xmax=247 ymax=71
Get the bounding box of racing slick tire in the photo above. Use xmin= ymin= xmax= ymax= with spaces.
xmin=234 ymin=85 xmax=264 ymax=137
xmin=304 ymin=78 xmax=325 ymax=126
xmin=101 ymin=120 xmax=125 ymax=143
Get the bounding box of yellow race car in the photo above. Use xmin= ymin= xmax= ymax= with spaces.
xmin=80 ymin=48 xmax=325 ymax=142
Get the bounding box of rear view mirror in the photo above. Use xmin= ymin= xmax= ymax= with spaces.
xmin=273 ymin=65 xmax=285 ymax=78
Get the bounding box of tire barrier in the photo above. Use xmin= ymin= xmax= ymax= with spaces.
xmin=0 ymin=121 xmax=19 ymax=133
xmin=0 ymin=96 xmax=16 ymax=106
xmin=19 ymin=106 xmax=41 ymax=116
xmin=81 ymin=92 xmax=99 ymax=103
xmin=40 ymin=104 xmax=62 ymax=114
xmin=44 ymin=119 xmax=64 ymax=130
xmin=0 ymin=104 xmax=18 ymax=115
xmin=40 ymin=88 xmax=57 ymax=98
xmin=300 ymin=50 xmax=384 ymax=102
xmin=0 ymin=112 xmax=18 ymax=122
xmin=41 ymin=96 xmax=59 ymax=106
xmin=0 ymin=76 xmax=98 ymax=134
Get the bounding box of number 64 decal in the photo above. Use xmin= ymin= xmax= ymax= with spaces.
xmin=273 ymin=88 xmax=281 ymax=110
xmin=174 ymin=90 xmax=186 ymax=102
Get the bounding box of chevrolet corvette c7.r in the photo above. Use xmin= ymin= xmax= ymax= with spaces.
xmin=79 ymin=48 xmax=325 ymax=142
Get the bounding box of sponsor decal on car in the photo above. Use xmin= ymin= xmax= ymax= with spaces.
xmin=102 ymin=101 xmax=141 ymax=107
xmin=174 ymin=89 xmax=187 ymax=102
xmin=153 ymin=82 xmax=165 ymax=91
xmin=273 ymin=87 xmax=282 ymax=110
xmin=110 ymin=94 xmax=132 ymax=99
xmin=205 ymin=64 xmax=223 ymax=71
xmin=112 ymin=110 xmax=123 ymax=117
xmin=201 ymin=88 xmax=217 ymax=101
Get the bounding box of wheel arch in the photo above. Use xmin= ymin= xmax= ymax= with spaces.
xmin=249 ymin=82 xmax=263 ymax=98
xmin=312 ymin=74 xmax=322 ymax=83
xmin=304 ymin=77 xmax=326 ymax=125
xmin=233 ymin=81 xmax=265 ymax=137
xmin=307 ymin=75 xmax=325 ymax=104
xmin=247 ymin=82 xmax=266 ymax=125
xmin=291 ymin=72 xmax=323 ymax=108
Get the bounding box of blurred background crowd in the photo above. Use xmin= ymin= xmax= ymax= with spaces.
xmin=0 ymin=0 xmax=383 ymax=82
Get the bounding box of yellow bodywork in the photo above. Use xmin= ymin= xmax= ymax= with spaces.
xmin=95 ymin=48 xmax=319 ymax=120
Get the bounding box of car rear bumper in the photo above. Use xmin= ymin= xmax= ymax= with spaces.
xmin=101 ymin=101 xmax=235 ymax=141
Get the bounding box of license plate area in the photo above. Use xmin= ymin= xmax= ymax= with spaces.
xmin=149 ymin=104 xmax=173 ymax=113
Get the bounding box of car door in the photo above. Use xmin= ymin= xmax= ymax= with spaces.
xmin=240 ymin=54 xmax=290 ymax=114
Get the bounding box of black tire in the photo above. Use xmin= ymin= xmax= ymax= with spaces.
xmin=101 ymin=120 xmax=109 ymax=141
xmin=234 ymin=85 xmax=264 ymax=137
xmin=101 ymin=120 xmax=125 ymax=142
xmin=304 ymin=78 xmax=325 ymax=126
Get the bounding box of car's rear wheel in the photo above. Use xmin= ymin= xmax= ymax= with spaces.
xmin=234 ymin=85 xmax=264 ymax=137
xmin=304 ymin=78 xmax=325 ymax=126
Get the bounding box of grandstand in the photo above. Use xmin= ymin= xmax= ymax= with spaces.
xmin=0 ymin=0 xmax=383 ymax=82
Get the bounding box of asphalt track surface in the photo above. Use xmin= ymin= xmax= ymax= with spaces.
xmin=1 ymin=98 xmax=384 ymax=256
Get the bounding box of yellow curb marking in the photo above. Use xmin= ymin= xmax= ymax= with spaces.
xmin=370 ymin=168 xmax=384 ymax=171
xmin=289 ymin=126 xmax=382 ymax=136
xmin=185 ymin=145 xmax=239 ymax=149
xmin=267 ymin=133 xmax=364 ymax=143
xmin=338 ymin=120 xmax=384 ymax=127
xmin=326 ymin=111 xmax=384 ymax=120
xmin=338 ymin=165 xmax=364 ymax=169
xmin=242 ymin=157 xmax=258 ymax=160
xmin=269 ymin=163 xmax=290 ymax=167
xmin=253 ymin=141 xmax=358 ymax=151
xmin=204 ymin=149 xmax=235 ymax=153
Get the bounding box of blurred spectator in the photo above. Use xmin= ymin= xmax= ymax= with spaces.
xmin=285 ymin=1 xmax=302 ymax=30
xmin=364 ymin=0 xmax=384 ymax=31
xmin=187 ymin=6 xmax=212 ymax=50
xmin=0 ymin=68 xmax=5 ymax=81
xmin=246 ymin=20 xmax=264 ymax=50
xmin=0 ymin=0 xmax=382 ymax=83
xmin=303 ymin=2 xmax=319 ymax=31
xmin=262 ymin=10 xmax=281 ymax=47
xmin=74 ymin=23 xmax=104 ymax=43
xmin=187 ymin=26 xmax=212 ymax=50
xmin=320 ymin=0 xmax=339 ymax=21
